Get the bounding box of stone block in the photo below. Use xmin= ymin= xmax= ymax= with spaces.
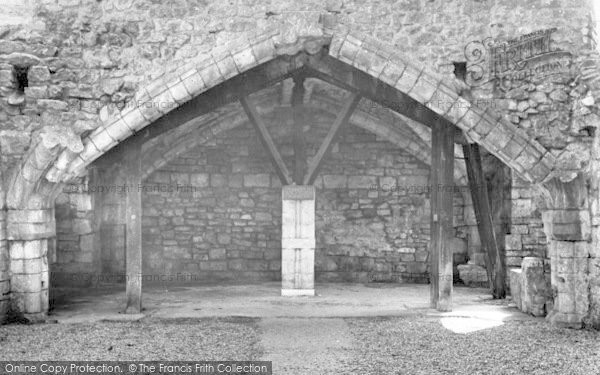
xmin=180 ymin=69 xmax=205 ymax=97
xmin=11 ymin=273 xmax=42 ymax=293
xmin=512 ymin=198 xmax=534 ymax=217
xmin=10 ymin=258 xmax=42 ymax=275
xmin=168 ymin=80 xmax=192 ymax=104
xmin=209 ymin=248 xmax=227 ymax=260
xmin=69 ymin=194 xmax=92 ymax=211
xmin=244 ymin=174 xmax=270 ymax=187
xmin=10 ymin=240 xmax=47 ymax=260
xmin=348 ymin=176 xmax=377 ymax=189
xmin=323 ymin=175 xmax=347 ymax=189
xmin=217 ymin=233 xmax=231 ymax=245
xmin=80 ymin=234 xmax=94 ymax=253
xmin=408 ymin=73 xmax=438 ymax=103
xmin=198 ymin=62 xmax=224 ymax=88
xmin=449 ymin=237 xmax=467 ymax=254
xmin=210 ymin=174 xmax=227 ymax=187
xmin=72 ymin=219 xmax=92 ymax=235
xmin=509 ymin=268 xmax=522 ymax=308
xmin=378 ymin=176 xmax=396 ymax=191
xmin=505 ymin=234 xmax=523 ymax=251
xmin=0 ymin=280 xmax=9 ymax=295
xmin=190 ymin=173 xmax=209 ymax=188
xmin=28 ymin=65 xmax=50 ymax=83
xmin=457 ymin=263 xmax=488 ymax=287
xmin=511 ymin=257 xmax=552 ymax=317
xmin=395 ymin=64 xmax=420 ymax=93
xmin=7 ymin=209 xmax=53 ymax=224
xmin=232 ymin=48 xmax=257 ymax=73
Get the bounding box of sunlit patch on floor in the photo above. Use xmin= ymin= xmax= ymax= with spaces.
xmin=438 ymin=307 xmax=513 ymax=334
xmin=440 ymin=316 xmax=504 ymax=334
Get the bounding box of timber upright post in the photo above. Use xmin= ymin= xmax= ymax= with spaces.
xmin=430 ymin=117 xmax=454 ymax=311
xmin=124 ymin=142 xmax=143 ymax=313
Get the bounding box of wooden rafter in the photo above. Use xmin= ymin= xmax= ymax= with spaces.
xmin=97 ymin=57 xmax=308 ymax=166
xmin=240 ymin=95 xmax=293 ymax=186
xmin=305 ymin=54 xmax=464 ymax=144
xmin=303 ymin=93 xmax=361 ymax=185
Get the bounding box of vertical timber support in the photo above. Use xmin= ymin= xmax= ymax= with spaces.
xmin=430 ymin=118 xmax=454 ymax=311
xmin=281 ymin=185 xmax=315 ymax=296
xmin=291 ymin=75 xmax=307 ymax=184
xmin=124 ymin=142 xmax=143 ymax=314
xmin=463 ymin=143 xmax=506 ymax=299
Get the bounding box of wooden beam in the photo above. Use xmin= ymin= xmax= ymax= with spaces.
xmin=430 ymin=115 xmax=454 ymax=312
xmin=240 ymin=96 xmax=293 ymax=185
xmin=124 ymin=142 xmax=142 ymax=314
xmin=305 ymin=54 xmax=464 ymax=140
xmin=291 ymin=75 xmax=307 ymax=184
xmin=96 ymin=56 xmax=309 ymax=166
xmin=303 ymin=93 xmax=361 ymax=185
xmin=462 ymin=143 xmax=506 ymax=299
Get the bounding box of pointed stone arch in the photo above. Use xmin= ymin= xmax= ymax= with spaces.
xmin=5 ymin=21 xmax=556 ymax=319
xmin=7 ymin=24 xmax=553 ymax=209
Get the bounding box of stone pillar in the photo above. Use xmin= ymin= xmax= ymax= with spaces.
xmin=543 ymin=208 xmax=591 ymax=327
xmin=281 ymin=185 xmax=315 ymax=296
xmin=7 ymin=205 xmax=55 ymax=321
xmin=542 ymin=176 xmax=592 ymax=328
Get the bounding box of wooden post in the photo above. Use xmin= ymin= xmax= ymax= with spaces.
xmin=430 ymin=117 xmax=454 ymax=311
xmin=462 ymin=143 xmax=506 ymax=299
xmin=124 ymin=142 xmax=143 ymax=314
xmin=291 ymin=75 xmax=307 ymax=184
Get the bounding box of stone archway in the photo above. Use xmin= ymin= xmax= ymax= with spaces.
xmin=5 ymin=21 xmax=559 ymax=321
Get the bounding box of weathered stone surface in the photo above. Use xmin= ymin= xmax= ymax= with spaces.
xmin=457 ymin=262 xmax=488 ymax=287
xmin=510 ymin=257 xmax=552 ymax=317
xmin=0 ymin=0 xmax=596 ymax=328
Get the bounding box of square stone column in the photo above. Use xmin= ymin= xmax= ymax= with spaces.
xmin=281 ymin=186 xmax=315 ymax=296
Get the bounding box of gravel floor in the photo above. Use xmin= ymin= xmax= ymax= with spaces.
xmin=346 ymin=314 xmax=600 ymax=375
xmin=0 ymin=317 xmax=262 ymax=360
xmin=2 ymin=313 xmax=599 ymax=374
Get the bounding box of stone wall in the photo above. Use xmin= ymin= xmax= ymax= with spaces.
xmin=0 ymin=200 xmax=8 ymax=320
xmin=51 ymin=105 xmax=471 ymax=284
xmin=78 ymin=107 xmax=466 ymax=284
xmin=0 ymin=0 xmax=593 ymax=181
xmin=53 ymin=180 xmax=96 ymax=284
xmin=0 ymin=0 xmax=598 ymax=325
xmin=506 ymin=176 xmax=548 ymax=268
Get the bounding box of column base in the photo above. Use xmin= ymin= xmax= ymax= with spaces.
xmin=23 ymin=312 xmax=48 ymax=323
xmin=281 ymin=288 xmax=315 ymax=297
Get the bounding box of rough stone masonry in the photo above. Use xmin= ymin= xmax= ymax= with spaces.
xmin=0 ymin=0 xmax=599 ymax=328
